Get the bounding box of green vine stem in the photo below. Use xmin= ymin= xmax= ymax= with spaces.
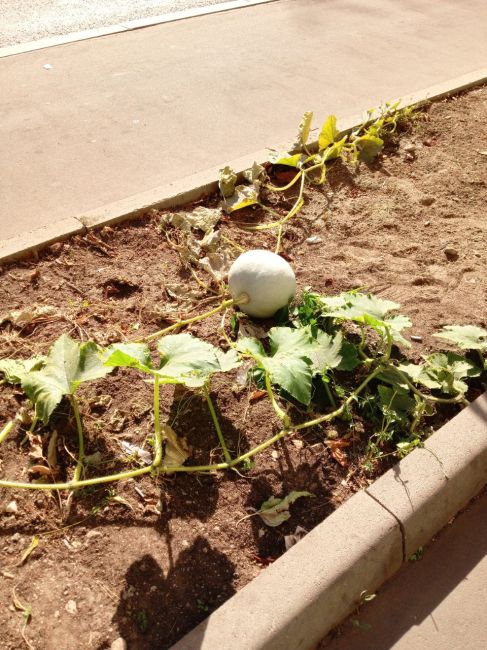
xmin=264 ymin=169 xmax=303 ymax=193
xmin=0 ymin=361 xmax=385 ymax=490
xmin=153 ymin=375 xmax=164 ymax=465
xmin=70 ymin=395 xmax=85 ymax=484
xmin=204 ymin=384 xmax=232 ymax=463
xmin=0 ymin=421 xmax=14 ymax=445
xmin=141 ymin=297 xmax=235 ymax=343
xmin=265 ymin=372 xmax=290 ymax=428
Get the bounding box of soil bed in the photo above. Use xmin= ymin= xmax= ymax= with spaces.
xmin=0 ymin=86 xmax=486 ymax=650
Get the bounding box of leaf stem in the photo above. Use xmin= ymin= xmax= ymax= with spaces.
xmin=141 ymin=298 xmax=235 ymax=343
xmin=70 ymin=395 xmax=85 ymax=484
xmin=205 ymin=385 xmax=232 ymax=463
xmin=265 ymin=373 xmax=290 ymax=427
xmin=295 ymin=366 xmax=383 ymax=431
xmin=264 ymin=170 xmax=303 ymax=193
xmin=153 ymin=376 xmax=163 ymax=465
xmin=0 ymin=421 xmax=14 ymax=445
xmin=391 ymin=367 xmax=468 ymax=405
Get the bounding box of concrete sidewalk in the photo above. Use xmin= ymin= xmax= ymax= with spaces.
xmin=319 ymin=491 xmax=487 ymax=650
xmin=1 ymin=0 xmax=487 ymax=241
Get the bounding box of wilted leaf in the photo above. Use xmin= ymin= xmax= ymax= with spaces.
xmin=223 ymin=184 xmax=259 ymax=213
xmin=0 ymin=305 xmax=59 ymax=327
xmin=219 ymin=166 xmax=237 ymax=198
xmin=0 ymin=357 xmax=45 ymax=384
xmin=163 ymin=425 xmax=191 ymax=472
xmin=243 ymin=161 xmax=265 ymax=184
xmin=293 ymin=111 xmax=314 ymax=148
xmin=258 ymin=491 xmax=313 ymax=527
xmin=163 ymin=207 xmax=222 ymax=234
xmin=16 ymin=536 xmax=39 ymax=566
xmin=327 ymin=439 xmax=350 ymax=467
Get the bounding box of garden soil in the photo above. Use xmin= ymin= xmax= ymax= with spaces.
xmin=0 ymin=86 xmax=486 ymax=650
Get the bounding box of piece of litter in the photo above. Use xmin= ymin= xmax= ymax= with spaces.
xmin=43 ymin=64 xmax=53 ymax=70
xmin=119 ymin=441 xmax=152 ymax=465
xmin=306 ymin=235 xmax=323 ymax=245
xmin=284 ymin=526 xmax=308 ymax=550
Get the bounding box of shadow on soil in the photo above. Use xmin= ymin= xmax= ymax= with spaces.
xmin=96 ymin=538 xmax=236 ymax=650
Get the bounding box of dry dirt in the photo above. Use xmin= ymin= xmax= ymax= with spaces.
xmin=0 ymin=86 xmax=486 ymax=650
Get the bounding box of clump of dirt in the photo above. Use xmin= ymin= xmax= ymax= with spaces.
xmin=0 ymin=86 xmax=486 ymax=650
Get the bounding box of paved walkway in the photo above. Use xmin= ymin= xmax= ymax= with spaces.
xmin=1 ymin=0 xmax=487 ymax=241
xmin=320 ymin=491 xmax=487 ymax=650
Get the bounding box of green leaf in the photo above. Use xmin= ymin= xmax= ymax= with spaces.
xmin=320 ymin=292 xmax=399 ymax=322
xmin=318 ymin=115 xmax=339 ymax=151
xmin=224 ymin=184 xmax=259 ymax=213
xmin=294 ymin=111 xmax=314 ymax=148
xmin=401 ymin=352 xmax=481 ymax=396
xmin=238 ymin=329 xmax=313 ymax=405
xmin=258 ymin=491 xmax=313 ymax=527
xmin=337 ymin=341 xmax=361 ymax=371
xmin=268 ymin=151 xmax=306 ymax=168
xmin=102 ymin=342 xmax=153 ymax=372
xmin=378 ymin=366 xmax=411 ymax=391
xmin=307 ymin=331 xmax=343 ymax=375
xmin=0 ymin=356 xmax=45 ymax=384
xmin=218 ymin=166 xmax=237 ymax=198
xmin=354 ymin=134 xmax=384 ymax=162
xmin=215 ymin=348 xmax=242 ymax=373
xmin=319 ymin=292 xmax=411 ymax=345
xmin=22 ymin=335 xmax=110 ymax=423
xmin=433 ymin=325 xmax=487 ymax=350
xmin=322 ymin=135 xmax=347 ymax=161
xmin=377 ymin=385 xmax=415 ymax=421
xmin=156 ymin=333 xmax=221 ymax=387
xmin=264 ymin=328 xmax=314 ymax=405
xmin=235 ymin=337 xmax=266 ymax=357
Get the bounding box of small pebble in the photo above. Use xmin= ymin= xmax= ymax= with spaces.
xmin=111 ymin=638 xmax=127 ymax=650
xmin=424 ymin=221 xmax=431 ymax=226
xmin=443 ymin=246 xmax=459 ymax=260
xmin=410 ymin=335 xmax=423 ymax=343
xmin=86 ymin=530 xmax=103 ymax=540
xmin=65 ymin=600 xmax=77 ymax=615
xmin=420 ymin=196 xmax=435 ymax=206
xmin=4 ymin=500 xmax=18 ymax=514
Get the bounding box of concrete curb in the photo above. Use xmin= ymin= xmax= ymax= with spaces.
xmin=0 ymin=68 xmax=485 ymax=266
xmin=0 ymin=0 xmax=275 ymax=58
xmin=171 ymin=393 xmax=487 ymax=650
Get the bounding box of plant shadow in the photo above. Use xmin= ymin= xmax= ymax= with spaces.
xmin=97 ymin=538 xmax=236 ymax=650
